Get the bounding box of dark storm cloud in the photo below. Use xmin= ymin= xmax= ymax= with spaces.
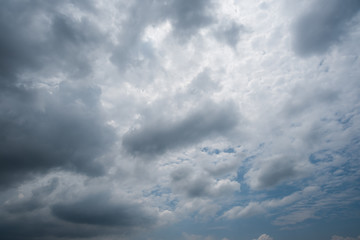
xmin=0 ymin=218 xmax=105 ymax=240
xmin=51 ymin=193 xmax=155 ymax=227
xmin=0 ymin=83 xmax=114 ymax=188
xmin=0 ymin=1 xmax=114 ymax=189
xmin=0 ymin=215 xmax=133 ymax=240
xmin=122 ymin=101 xmax=239 ymax=156
xmin=5 ymin=178 xmax=58 ymax=214
xmin=1 ymin=190 xmax=157 ymax=240
xmin=292 ymin=0 xmax=360 ymax=56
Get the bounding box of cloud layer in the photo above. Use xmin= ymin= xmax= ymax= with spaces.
xmin=0 ymin=0 xmax=360 ymax=240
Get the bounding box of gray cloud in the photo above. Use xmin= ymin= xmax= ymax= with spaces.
xmin=214 ymin=21 xmax=246 ymax=48
xmin=245 ymin=155 xmax=305 ymax=190
xmin=0 ymin=0 xmax=103 ymax=86
xmin=0 ymin=1 xmax=114 ymax=189
xmin=51 ymin=193 xmax=156 ymax=227
xmin=170 ymin=166 xmax=240 ymax=198
xmin=122 ymin=101 xmax=239 ymax=156
xmin=292 ymin=0 xmax=360 ymax=56
xmin=4 ymin=178 xmax=58 ymax=214
xmin=168 ymin=0 xmax=214 ymax=39
xmin=171 ymin=167 xmax=211 ymax=198
xmin=111 ymin=0 xmax=215 ymax=72
xmin=282 ymin=85 xmax=339 ymax=117
xmin=0 ymin=83 xmax=114 ymax=188
xmin=1 ymin=0 xmax=360 ymax=239
xmin=188 ymin=70 xmax=221 ymax=95
xmin=1 ymin=187 xmax=157 ymax=240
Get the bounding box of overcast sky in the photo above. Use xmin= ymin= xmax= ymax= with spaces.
xmin=1 ymin=0 xmax=360 ymax=240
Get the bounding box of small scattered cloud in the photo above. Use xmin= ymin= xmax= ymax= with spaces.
xmin=331 ymin=235 xmax=360 ymax=240
xmin=254 ymin=234 xmax=274 ymax=240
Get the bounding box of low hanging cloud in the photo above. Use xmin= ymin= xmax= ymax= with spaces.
xmin=122 ymin=101 xmax=239 ymax=156
xmin=0 ymin=82 xmax=115 ymax=188
xmin=0 ymin=0 xmax=114 ymax=189
xmin=51 ymin=193 xmax=156 ymax=227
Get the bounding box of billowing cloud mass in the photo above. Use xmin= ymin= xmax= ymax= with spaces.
xmin=1 ymin=0 xmax=360 ymax=240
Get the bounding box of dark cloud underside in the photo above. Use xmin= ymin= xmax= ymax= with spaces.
xmin=123 ymin=102 xmax=239 ymax=156
xmin=292 ymin=0 xmax=360 ymax=56
xmin=51 ymin=193 xmax=155 ymax=227
xmin=0 ymin=0 xmax=114 ymax=188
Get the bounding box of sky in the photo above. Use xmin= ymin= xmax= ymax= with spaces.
xmin=0 ymin=0 xmax=360 ymax=240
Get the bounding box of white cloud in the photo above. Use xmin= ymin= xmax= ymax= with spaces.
xmin=254 ymin=234 xmax=274 ymax=240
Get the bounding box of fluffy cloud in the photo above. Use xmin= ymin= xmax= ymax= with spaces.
xmin=1 ymin=0 xmax=360 ymax=239
xmin=223 ymin=186 xmax=319 ymax=220
xmin=245 ymin=154 xmax=307 ymax=190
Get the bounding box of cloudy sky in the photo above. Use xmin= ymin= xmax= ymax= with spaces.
xmin=1 ymin=0 xmax=360 ymax=239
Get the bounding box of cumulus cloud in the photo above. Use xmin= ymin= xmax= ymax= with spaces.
xmin=170 ymin=166 xmax=240 ymax=198
xmin=245 ymin=155 xmax=307 ymax=190
xmin=0 ymin=1 xmax=114 ymax=189
xmin=122 ymin=101 xmax=239 ymax=156
xmin=292 ymin=0 xmax=360 ymax=56
xmin=223 ymin=186 xmax=319 ymax=219
xmin=1 ymin=0 xmax=360 ymax=239
xmin=0 ymin=82 xmax=114 ymax=188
